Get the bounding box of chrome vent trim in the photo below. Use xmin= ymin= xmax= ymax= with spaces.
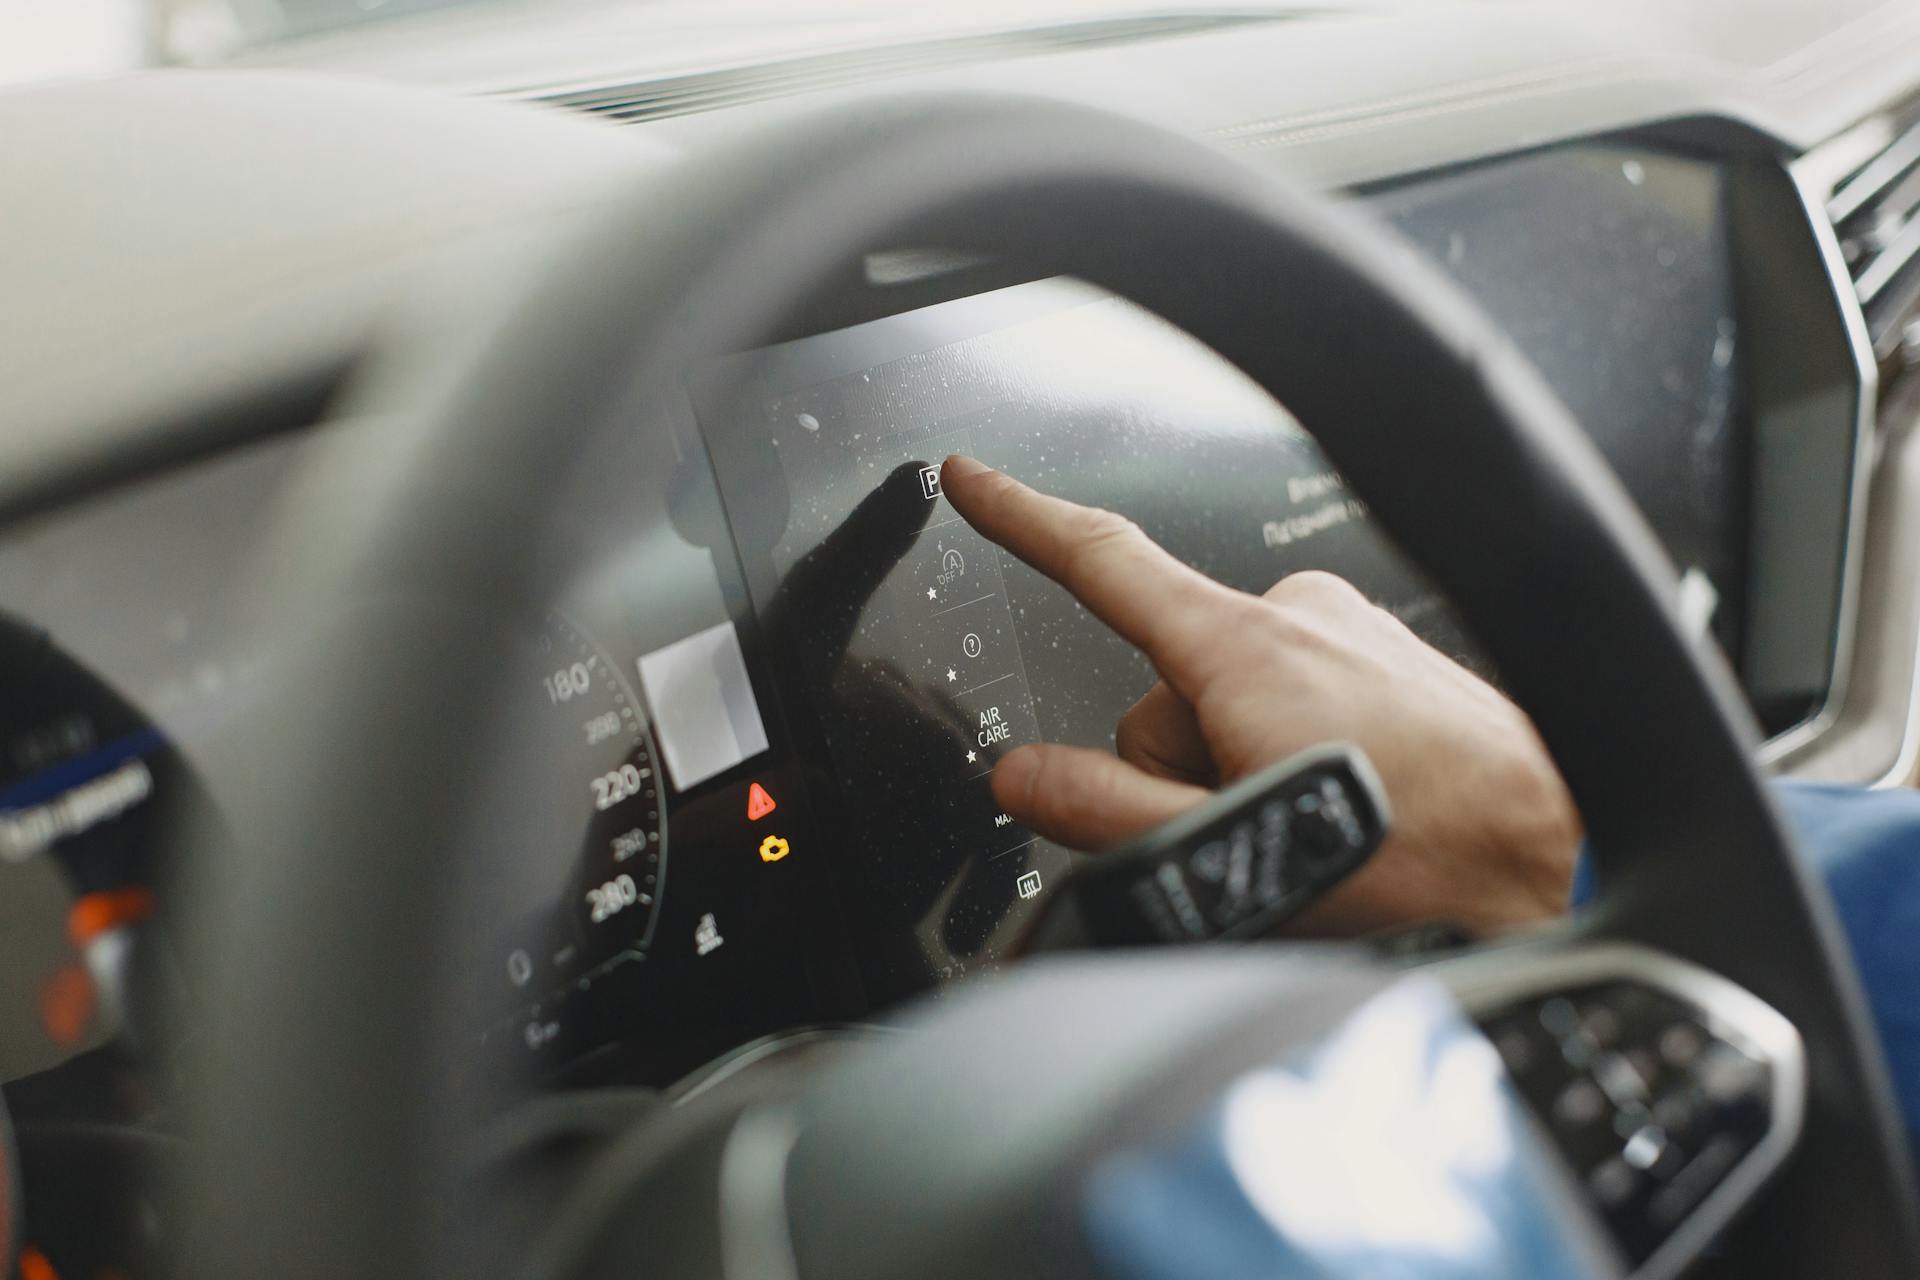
xmin=510 ymin=14 xmax=1275 ymax=125
xmin=1828 ymin=111 xmax=1920 ymax=360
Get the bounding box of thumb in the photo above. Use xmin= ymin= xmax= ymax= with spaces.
xmin=993 ymin=743 xmax=1207 ymax=852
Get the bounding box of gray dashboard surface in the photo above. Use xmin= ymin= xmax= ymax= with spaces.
xmin=0 ymin=71 xmax=675 ymax=522
xmin=4 ymin=1 xmax=1918 ymax=517
xmin=5 ymin=1 xmax=1920 ymax=512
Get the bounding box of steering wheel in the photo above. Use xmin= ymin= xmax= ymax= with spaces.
xmin=174 ymin=96 xmax=1920 ymax=1276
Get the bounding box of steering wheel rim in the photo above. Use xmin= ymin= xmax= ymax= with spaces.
xmin=178 ymin=94 xmax=1920 ymax=1275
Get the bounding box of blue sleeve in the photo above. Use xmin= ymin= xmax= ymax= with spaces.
xmin=1771 ymin=780 xmax=1920 ymax=1163
xmin=1573 ymin=780 xmax=1920 ymax=1165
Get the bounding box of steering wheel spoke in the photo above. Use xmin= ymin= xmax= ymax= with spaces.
xmin=1438 ymin=940 xmax=1806 ymax=1279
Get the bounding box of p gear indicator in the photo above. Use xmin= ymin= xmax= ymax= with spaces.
xmin=746 ymin=781 xmax=778 ymax=821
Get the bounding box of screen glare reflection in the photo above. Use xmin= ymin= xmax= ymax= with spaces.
xmin=1081 ymin=978 xmax=1609 ymax=1280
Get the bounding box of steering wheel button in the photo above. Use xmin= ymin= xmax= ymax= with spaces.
xmin=1594 ymin=1051 xmax=1649 ymax=1105
xmin=1577 ymin=1001 xmax=1622 ymax=1047
xmin=1559 ymin=1028 xmax=1599 ymax=1070
xmin=1659 ymin=1020 xmax=1707 ymax=1068
xmin=1648 ymin=1133 xmax=1746 ymax=1228
xmin=1652 ymin=1086 xmax=1699 ymax=1134
xmin=1611 ymin=1102 xmax=1654 ymax=1141
xmin=1189 ymin=840 xmax=1229 ymax=884
xmin=1588 ymin=1155 xmax=1640 ymax=1211
xmin=1551 ymin=1078 xmax=1607 ymax=1128
xmin=1621 ymin=1124 xmax=1669 ymax=1172
xmin=1537 ymin=996 xmax=1580 ymax=1037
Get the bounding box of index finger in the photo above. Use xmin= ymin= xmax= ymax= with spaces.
xmin=940 ymin=455 xmax=1247 ymax=681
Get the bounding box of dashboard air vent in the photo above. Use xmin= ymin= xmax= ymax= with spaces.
xmin=518 ymin=14 xmax=1273 ymax=125
xmin=1828 ymin=115 xmax=1920 ymax=361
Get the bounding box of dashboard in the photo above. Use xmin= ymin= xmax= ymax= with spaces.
xmin=0 ymin=111 xmax=1881 ymax=1084
xmin=5 ymin=4 xmax=1920 ymax=1275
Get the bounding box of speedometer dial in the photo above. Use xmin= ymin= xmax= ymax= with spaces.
xmin=493 ymin=613 xmax=667 ymax=1011
xmin=544 ymin=614 xmax=664 ymax=953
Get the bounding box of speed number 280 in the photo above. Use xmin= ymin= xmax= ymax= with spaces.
xmin=586 ymin=873 xmax=640 ymax=924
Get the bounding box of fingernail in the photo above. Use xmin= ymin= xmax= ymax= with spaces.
xmin=943 ymin=454 xmax=990 ymax=482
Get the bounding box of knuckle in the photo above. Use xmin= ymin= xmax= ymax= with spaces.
xmin=1079 ymin=507 xmax=1142 ymax=548
xmin=977 ymin=468 xmax=1025 ymax=504
xmin=1114 ymin=710 xmax=1149 ymax=763
xmin=1152 ymin=593 xmax=1273 ymax=674
xmin=1265 ymin=569 xmax=1362 ymax=609
xmin=1214 ymin=591 xmax=1282 ymax=637
xmin=1078 ymin=758 xmax=1131 ymax=816
xmin=1062 ymin=509 xmax=1143 ymax=575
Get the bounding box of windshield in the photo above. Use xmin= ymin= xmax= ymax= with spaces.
xmin=5 ymin=0 xmax=531 ymax=84
xmin=3 ymin=0 xmax=1307 ymax=87
xmin=248 ymin=0 xmax=479 ymax=37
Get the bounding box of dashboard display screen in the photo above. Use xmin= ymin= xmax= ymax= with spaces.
xmin=1370 ymin=142 xmax=1747 ymax=661
xmin=695 ymin=142 xmax=1749 ymax=995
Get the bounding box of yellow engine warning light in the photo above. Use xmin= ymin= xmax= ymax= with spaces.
xmin=759 ymin=834 xmax=791 ymax=863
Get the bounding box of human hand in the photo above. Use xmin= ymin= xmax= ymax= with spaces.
xmin=939 ymin=455 xmax=1582 ymax=936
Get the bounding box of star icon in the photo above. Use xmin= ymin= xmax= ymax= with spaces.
xmin=946 ymin=668 xmax=958 ymax=682
xmin=927 ymin=587 xmax=938 ymax=601
xmin=966 ymin=749 xmax=979 ymax=764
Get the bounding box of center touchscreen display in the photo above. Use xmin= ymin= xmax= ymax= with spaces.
xmin=694 ymin=143 xmax=1748 ymax=994
xmin=695 ymin=282 xmax=1461 ymax=991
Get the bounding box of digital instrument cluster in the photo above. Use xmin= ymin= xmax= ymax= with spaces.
xmin=472 ymin=603 xmax=829 ymax=1079
xmin=484 ymin=612 xmax=668 ymax=1022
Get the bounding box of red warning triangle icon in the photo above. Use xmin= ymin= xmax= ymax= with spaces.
xmin=746 ymin=782 xmax=777 ymax=822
